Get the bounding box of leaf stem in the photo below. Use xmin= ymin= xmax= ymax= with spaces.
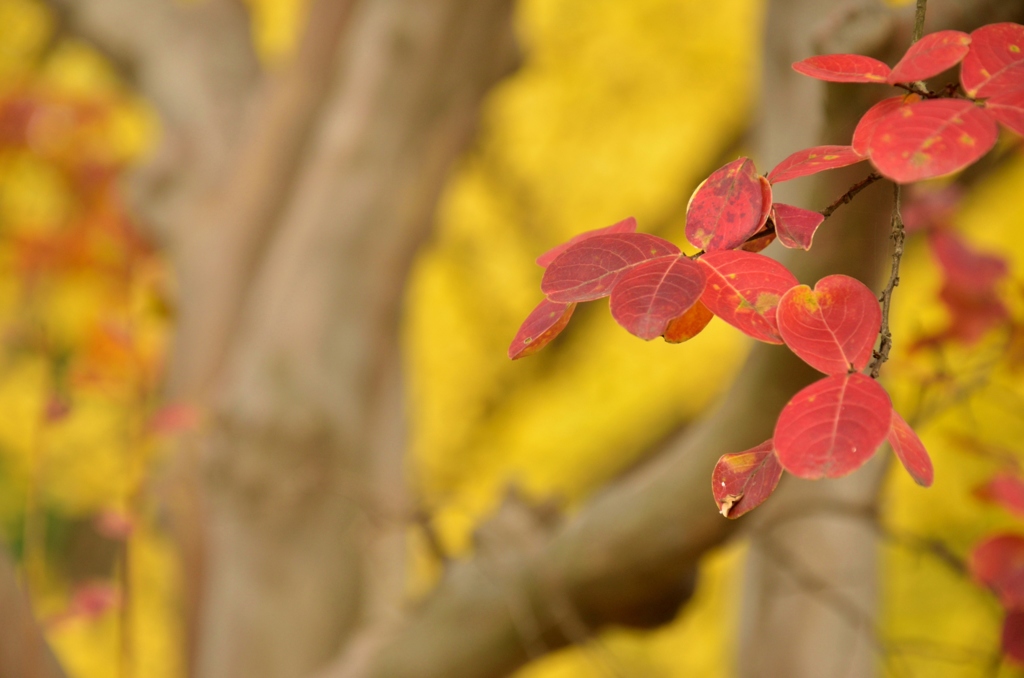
xmin=869 ymin=183 xmax=905 ymax=379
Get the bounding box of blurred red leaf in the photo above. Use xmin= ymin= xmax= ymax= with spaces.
xmin=148 ymin=402 xmax=202 ymax=435
xmin=609 ymin=255 xmax=706 ymax=340
xmin=888 ymin=30 xmax=971 ymax=83
xmin=1004 ymin=610 xmax=1024 ymax=664
xmin=663 ymin=300 xmax=714 ymax=343
xmin=509 ymin=299 xmax=576 ymax=359
xmin=685 ymin=157 xmax=764 ymax=251
xmin=767 ymin=145 xmax=866 ymax=184
xmin=867 ymin=99 xmax=999 ymax=183
xmin=888 ymin=410 xmax=934 ymax=487
xmin=961 ymin=23 xmax=1024 ymax=98
xmin=901 ymin=185 xmax=963 ymax=234
xmin=977 ymin=473 xmax=1024 ymax=516
xmin=772 ymin=203 xmax=825 ymax=250
xmin=929 ymin=230 xmax=1009 ymax=295
xmin=536 ymin=217 xmax=637 ymax=268
xmin=541 ymin=233 xmax=680 ymax=302
xmin=712 ymin=440 xmax=783 ymax=519
xmin=971 ymin=534 xmax=1024 ymax=608
xmin=777 ymin=275 xmax=881 ymax=375
xmin=697 ymin=251 xmax=798 ymax=344
xmin=792 ymin=54 xmax=891 ymax=83
xmin=852 ymin=96 xmax=918 ymax=156
xmin=774 ymin=373 xmax=892 ymax=479
xmin=984 ymin=89 xmax=1024 ymax=136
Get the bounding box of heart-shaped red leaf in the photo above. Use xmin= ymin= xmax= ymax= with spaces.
xmin=887 ymin=410 xmax=934 ymax=487
xmin=697 ymin=251 xmax=798 ymax=344
xmin=508 ymin=299 xmax=576 ymax=359
xmin=961 ymin=23 xmax=1024 ymax=98
xmin=976 ymin=473 xmax=1024 ymax=516
xmin=772 ymin=203 xmax=825 ymax=250
xmin=777 ymin=275 xmax=881 ymax=375
xmin=685 ymin=157 xmax=764 ymax=251
xmin=541 ymin=233 xmax=680 ymax=302
xmin=609 ymin=255 xmax=707 ymax=340
xmin=792 ymin=54 xmax=891 ymax=83
xmin=984 ymin=89 xmax=1024 ymax=136
xmin=970 ymin=534 xmax=1024 ymax=608
xmin=536 ymin=217 xmax=638 ymax=268
xmin=712 ymin=440 xmax=784 ymax=519
xmin=767 ymin=145 xmax=866 ymax=184
xmin=663 ymin=300 xmax=714 ymax=343
xmin=852 ymin=96 xmax=918 ymax=155
xmin=1004 ymin=611 xmax=1024 ymax=664
xmin=888 ymin=30 xmax=971 ymax=84
xmin=867 ymin=99 xmax=999 ymax=183
xmin=774 ymin=373 xmax=892 ymax=479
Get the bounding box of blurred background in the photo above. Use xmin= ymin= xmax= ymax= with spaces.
xmin=1 ymin=0 xmax=1023 ymax=676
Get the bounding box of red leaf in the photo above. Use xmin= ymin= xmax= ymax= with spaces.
xmin=792 ymin=54 xmax=891 ymax=83
xmin=888 ymin=410 xmax=934 ymax=487
xmin=772 ymin=203 xmax=825 ymax=250
xmin=984 ymin=89 xmax=1024 ymax=136
xmin=609 ymin=255 xmax=707 ymax=340
xmin=929 ymin=230 xmax=1009 ymax=295
xmin=970 ymin=534 xmax=1024 ymax=608
xmin=1004 ymin=611 xmax=1024 ymax=664
xmin=777 ymin=275 xmax=881 ymax=375
xmin=888 ymin=30 xmax=971 ymax=84
xmin=541 ymin=233 xmax=680 ymax=302
xmin=508 ymin=299 xmax=576 ymax=359
xmin=697 ymin=251 xmax=798 ymax=344
xmin=536 ymin=217 xmax=638 ymax=268
xmin=774 ymin=373 xmax=892 ymax=479
xmin=852 ymin=96 xmax=918 ymax=156
xmin=685 ymin=157 xmax=764 ymax=251
xmin=767 ymin=145 xmax=866 ymax=184
xmin=663 ymin=300 xmax=714 ymax=343
xmin=866 ymin=99 xmax=999 ymax=183
xmin=712 ymin=440 xmax=784 ymax=519
xmin=758 ymin=175 xmax=773 ymax=230
xmin=901 ymin=185 xmax=963 ymax=234
xmin=148 ymin=403 xmax=202 ymax=435
xmin=961 ymin=23 xmax=1024 ymax=98
xmin=977 ymin=473 xmax=1024 ymax=516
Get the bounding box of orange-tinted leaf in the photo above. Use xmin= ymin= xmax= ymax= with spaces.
xmin=772 ymin=203 xmax=825 ymax=250
xmin=929 ymin=230 xmax=1009 ymax=295
xmin=767 ymin=145 xmax=866 ymax=184
xmin=888 ymin=410 xmax=934 ymax=487
xmin=970 ymin=534 xmax=1024 ymax=608
xmin=1004 ymin=611 xmax=1024 ymax=664
xmin=536 ymin=217 xmax=638 ymax=268
xmin=888 ymin=30 xmax=971 ymax=84
xmin=777 ymin=275 xmax=881 ymax=375
xmin=542 ymin=233 xmax=681 ymax=302
xmin=758 ymin=175 xmax=773 ymax=229
xmin=685 ymin=157 xmax=764 ymax=251
xmin=508 ymin=299 xmax=576 ymax=359
xmin=867 ymin=99 xmax=999 ymax=183
xmin=609 ymin=255 xmax=706 ymax=340
xmin=698 ymin=251 xmax=798 ymax=344
xmin=852 ymin=96 xmax=918 ymax=156
xmin=774 ymin=373 xmax=892 ymax=479
xmin=712 ymin=440 xmax=783 ymax=519
xmin=663 ymin=300 xmax=714 ymax=343
xmin=984 ymin=89 xmax=1024 ymax=136
xmin=961 ymin=23 xmax=1024 ymax=98
xmin=977 ymin=473 xmax=1024 ymax=516
xmin=792 ymin=54 xmax=891 ymax=83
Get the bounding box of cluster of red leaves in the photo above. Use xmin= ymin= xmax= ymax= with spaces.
xmin=792 ymin=24 xmax=1024 ymax=184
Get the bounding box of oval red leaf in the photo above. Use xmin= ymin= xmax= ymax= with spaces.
xmin=888 ymin=410 xmax=934 ymax=487
xmin=977 ymin=473 xmax=1024 ymax=516
xmin=508 ymin=299 xmax=576 ymax=359
xmin=774 ymin=373 xmax=892 ymax=479
xmin=536 ymin=217 xmax=638 ymax=268
xmin=609 ymin=255 xmax=707 ymax=340
xmin=867 ymin=99 xmax=999 ymax=183
xmin=772 ymin=203 xmax=825 ymax=250
xmin=777 ymin=275 xmax=881 ymax=375
xmin=984 ymin=89 xmax=1024 ymax=136
xmin=685 ymin=157 xmax=764 ymax=251
xmin=888 ymin=30 xmax=971 ymax=84
xmin=961 ymin=23 xmax=1024 ymax=98
xmin=970 ymin=534 xmax=1024 ymax=608
xmin=1004 ymin=611 xmax=1024 ymax=664
xmin=712 ymin=440 xmax=783 ymax=519
xmin=852 ymin=96 xmax=917 ymax=156
xmin=792 ymin=54 xmax=891 ymax=83
xmin=541 ymin=232 xmax=681 ymax=302
xmin=697 ymin=251 xmax=798 ymax=344
xmin=663 ymin=300 xmax=714 ymax=343
xmin=767 ymin=145 xmax=866 ymax=184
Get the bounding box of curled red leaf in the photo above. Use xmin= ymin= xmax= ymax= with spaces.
xmin=663 ymin=300 xmax=714 ymax=344
xmin=712 ymin=440 xmax=783 ymax=519
xmin=771 ymin=203 xmax=825 ymax=250
xmin=508 ymin=299 xmax=576 ymax=359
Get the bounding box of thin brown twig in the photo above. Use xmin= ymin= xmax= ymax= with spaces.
xmin=819 ymin=172 xmax=883 ymax=220
xmin=870 ymin=182 xmax=905 ymax=379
